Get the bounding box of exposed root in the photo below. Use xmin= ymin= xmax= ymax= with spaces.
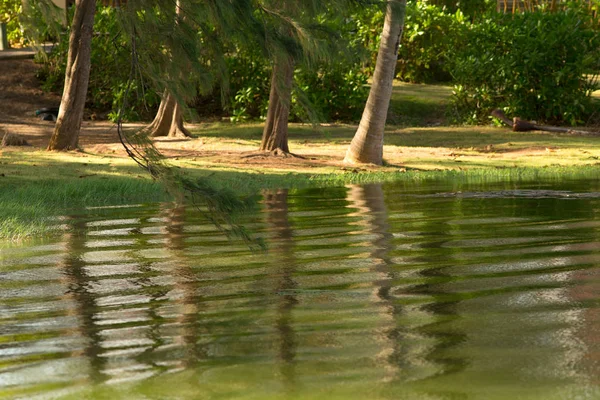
xmin=242 ymin=148 xmax=307 ymax=159
xmin=167 ymin=126 xmax=192 ymax=139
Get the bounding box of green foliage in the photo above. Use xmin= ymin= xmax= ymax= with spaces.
xmin=225 ymin=46 xmax=369 ymax=123
xmin=450 ymin=10 xmax=600 ymax=125
xmin=37 ymin=6 xmax=160 ymax=121
xmin=1 ymin=0 xmax=24 ymax=45
xmin=397 ymin=2 xmax=468 ymax=83
xmin=19 ymin=0 xmax=64 ymax=46
xmin=349 ymin=7 xmax=385 ymax=75
xmin=226 ymin=48 xmax=271 ymax=122
xmin=293 ymin=64 xmax=368 ymax=122
xmin=428 ymin=0 xmax=496 ymax=20
xmin=224 ymin=6 xmax=373 ymax=124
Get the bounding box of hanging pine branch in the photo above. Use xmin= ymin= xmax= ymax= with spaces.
xmin=116 ymin=25 xmax=263 ymax=249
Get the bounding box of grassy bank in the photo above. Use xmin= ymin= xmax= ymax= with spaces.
xmin=0 ymin=152 xmax=169 ymax=240
xmin=2 ymin=145 xmax=600 ymax=242
xmin=3 ymin=81 xmax=600 ymax=241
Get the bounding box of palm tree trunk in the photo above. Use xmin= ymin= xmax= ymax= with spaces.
xmin=343 ymin=0 xmax=406 ymax=165
xmin=260 ymin=56 xmax=294 ymax=152
xmin=47 ymin=0 xmax=96 ymax=151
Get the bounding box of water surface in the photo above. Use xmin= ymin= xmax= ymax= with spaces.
xmin=1 ymin=181 xmax=600 ymax=399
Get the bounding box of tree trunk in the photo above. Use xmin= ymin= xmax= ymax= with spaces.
xmin=146 ymin=91 xmax=191 ymax=138
xmin=260 ymin=56 xmax=294 ymax=153
xmin=47 ymin=0 xmax=96 ymax=151
xmin=168 ymin=96 xmax=191 ymax=138
xmin=344 ymin=0 xmax=406 ymax=165
xmin=145 ymin=0 xmax=192 ymax=140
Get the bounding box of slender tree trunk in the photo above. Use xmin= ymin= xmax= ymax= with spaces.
xmin=344 ymin=0 xmax=406 ymax=165
xmin=260 ymin=56 xmax=294 ymax=153
xmin=47 ymin=0 xmax=96 ymax=151
xmin=146 ymin=91 xmax=191 ymax=138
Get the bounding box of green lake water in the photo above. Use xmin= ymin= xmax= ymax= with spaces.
xmin=2 ymin=181 xmax=600 ymax=399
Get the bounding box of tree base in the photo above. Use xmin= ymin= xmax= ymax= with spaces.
xmin=167 ymin=126 xmax=192 ymax=139
xmin=242 ymin=148 xmax=307 ymax=159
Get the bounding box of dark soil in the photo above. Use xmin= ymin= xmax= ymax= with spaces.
xmin=0 ymin=59 xmax=62 ymax=124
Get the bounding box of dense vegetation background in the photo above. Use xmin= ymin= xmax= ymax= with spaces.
xmin=4 ymin=0 xmax=600 ymax=125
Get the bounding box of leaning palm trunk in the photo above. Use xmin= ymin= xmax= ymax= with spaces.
xmin=344 ymin=0 xmax=406 ymax=165
xmin=146 ymin=91 xmax=191 ymax=138
xmin=47 ymin=0 xmax=96 ymax=151
xmin=260 ymin=56 xmax=294 ymax=153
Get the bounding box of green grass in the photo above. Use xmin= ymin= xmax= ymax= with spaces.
xmin=4 ymin=81 xmax=600 ymax=241
xmin=387 ymin=82 xmax=452 ymax=126
xmin=0 ymin=152 xmax=170 ymax=241
xmin=5 ymin=147 xmax=600 ymax=242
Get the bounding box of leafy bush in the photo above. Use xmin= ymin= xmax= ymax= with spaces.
xmin=225 ymin=48 xmax=271 ymax=122
xmin=224 ymin=42 xmax=369 ymax=123
xmin=450 ymin=10 xmax=600 ymax=125
xmin=1 ymin=0 xmax=24 ymax=46
xmin=349 ymin=7 xmax=385 ymax=76
xmin=293 ymin=64 xmax=368 ymax=122
xmin=397 ymin=2 xmax=468 ymax=83
xmin=427 ymin=0 xmax=497 ymax=20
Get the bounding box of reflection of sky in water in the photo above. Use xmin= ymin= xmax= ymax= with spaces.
xmin=0 ymin=184 xmax=599 ymax=398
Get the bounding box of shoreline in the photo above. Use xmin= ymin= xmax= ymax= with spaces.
xmin=3 ymin=143 xmax=600 ymax=242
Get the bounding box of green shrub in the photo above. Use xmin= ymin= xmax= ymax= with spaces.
xmin=397 ymin=2 xmax=468 ymax=83
xmin=226 ymin=48 xmax=271 ymax=122
xmin=1 ymin=0 xmax=24 ymax=45
xmin=293 ymin=64 xmax=368 ymax=122
xmin=225 ymin=46 xmax=369 ymax=123
xmin=349 ymin=7 xmax=385 ymax=76
xmin=427 ymin=0 xmax=497 ymax=21
xmin=449 ymin=10 xmax=600 ymax=125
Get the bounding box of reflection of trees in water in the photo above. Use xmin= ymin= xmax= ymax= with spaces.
xmin=59 ymin=205 xmax=208 ymax=385
xmin=60 ymin=216 xmax=108 ymax=384
xmin=346 ymin=184 xmax=398 ymax=379
xmin=162 ymin=203 xmax=207 ymax=367
xmin=127 ymin=211 xmax=171 ymax=375
xmin=263 ymin=189 xmax=297 ymax=391
xmin=409 ymin=197 xmax=468 ymax=377
xmin=347 ymin=183 xmax=422 ymax=382
xmin=346 ymin=184 xmax=467 ymax=383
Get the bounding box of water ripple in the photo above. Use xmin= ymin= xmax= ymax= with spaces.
xmin=1 ymin=184 xmax=600 ymax=398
